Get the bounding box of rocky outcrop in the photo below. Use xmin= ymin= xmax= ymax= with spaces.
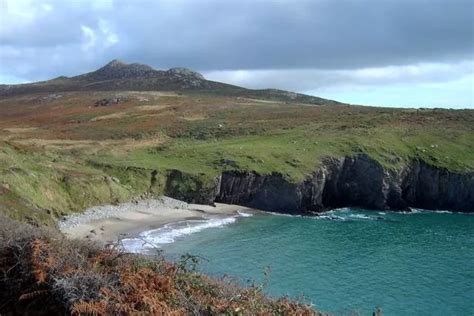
xmin=175 ymin=155 xmax=473 ymax=213
xmin=217 ymin=171 xmax=314 ymax=214
xmin=214 ymin=156 xmax=392 ymax=213
xmin=163 ymin=169 xmax=221 ymax=205
xmin=94 ymin=95 xmax=128 ymax=107
xmin=166 ymin=67 xmax=205 ymax=80
xmin=82 ymin=59 xmax=158 ymax=81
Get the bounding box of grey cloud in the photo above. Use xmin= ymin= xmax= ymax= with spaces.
xmin=204 ymin=61 xmax=474 ymax=92
xmin=111 ymin=0 xmax=474 ymax=70
xmin=0 ymin=0 xmax=473 ymax=82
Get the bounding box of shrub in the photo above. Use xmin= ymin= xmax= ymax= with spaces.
xmin=0 ymin=216 xmax=321 ymax=315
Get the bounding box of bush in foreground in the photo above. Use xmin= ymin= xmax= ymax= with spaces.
xmin=0 ymin=217 xmax=321 ymax=315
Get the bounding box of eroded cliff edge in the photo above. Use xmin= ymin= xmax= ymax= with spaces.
xmin=3 ymin=154 xmax=472 ymax=225
xmin=171 ymin=155 xmax=473 ymax=213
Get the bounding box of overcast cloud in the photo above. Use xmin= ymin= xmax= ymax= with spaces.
xmin=0 ymin=0 xmax=473 ymax=108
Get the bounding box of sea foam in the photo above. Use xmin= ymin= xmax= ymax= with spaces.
xmin=237 ymin=210 xmax=253 ymax=217
xmin=122 ymin=212 xmax=252 ymax=253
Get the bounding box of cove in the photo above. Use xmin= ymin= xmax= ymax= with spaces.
xmin=154 ymin=209 xmax=474 ymax=315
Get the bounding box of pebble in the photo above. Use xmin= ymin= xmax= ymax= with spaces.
xmin=58 ymin=196 xmax=189 ymax=230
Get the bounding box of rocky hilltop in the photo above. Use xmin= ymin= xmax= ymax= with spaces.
xmin=78 ymin=59 xmax=160 ymax=80
xmin=76 ymin=60 xmax=207 ymax=88
xmin=0 ymin=59 xmax=215 ymax=93
xmin=0 ymin=60 xmax=334 ymax=105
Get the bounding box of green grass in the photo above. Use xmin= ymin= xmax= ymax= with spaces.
xmin=91 ymin=124 xmax=474 ymax=182
xmin=0 ymin=142 xmax=152 ymax=223
xmin=0 ymin=91 xmax=472 ymax=223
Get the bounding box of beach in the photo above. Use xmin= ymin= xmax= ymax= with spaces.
xmin=59 ymin=196 xmax=255 ymax=244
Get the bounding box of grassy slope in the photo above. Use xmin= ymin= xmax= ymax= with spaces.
xmin=0 ymin=90 xmax=473 ymax=223
xmin=0 ymin=141 xmax=147 ymax=223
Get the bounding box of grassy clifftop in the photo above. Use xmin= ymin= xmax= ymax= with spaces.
xmin=0 ymin=90 xmax=473 ymax=223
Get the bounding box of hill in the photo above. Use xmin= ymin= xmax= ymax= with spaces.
xmin=0 ymin=60 xmax=473 ymax=224
xmin=0 ymin=59 xmax=334 ymax=105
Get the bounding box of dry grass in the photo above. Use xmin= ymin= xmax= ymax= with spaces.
xmin=90 ymin=112 xmax=130 ymax=122
xmin=0 ymin=216 xmax=321 ymax=315
xmin=3 ymin=127 xmax=39 ymax=133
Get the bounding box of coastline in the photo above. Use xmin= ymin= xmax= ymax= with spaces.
xmin=59 ymin=196 xmax=256 ymax=244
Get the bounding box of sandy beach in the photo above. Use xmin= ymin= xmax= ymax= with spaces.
xmin=59 ymin=196 xmax=255 ymax=244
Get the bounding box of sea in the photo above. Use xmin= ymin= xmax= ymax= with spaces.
xmin=122 ymin=208 xmax=474 ymax=315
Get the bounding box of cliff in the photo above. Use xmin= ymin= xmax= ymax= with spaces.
xmin=169 ymin=155 xmax=473 ymax=213
xmin=1 ymin=141 xmax=472 ymax=227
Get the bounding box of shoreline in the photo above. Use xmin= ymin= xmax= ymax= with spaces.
xmin=58 ymin=198 xmax=465 ymax=247
xmin=59 ymin=196 xmax=257 ymax=244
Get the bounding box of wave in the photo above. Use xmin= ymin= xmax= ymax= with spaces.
xmin=399 ymin=208 xmax=454 ymax=215
xmin=267 ymin=211 xmax=303 ymax=218
xmin=315 ymin=208 xmax=389 ymax=222
xmin=122 ymin=211 xmax=254 ymax=253
xmin=317 ymin=213 xmax=380 ymax=222
xmin=398 ymin=208 xmax=422 ymax=214
xmin=237 ymin=210 xmax=253 ymax=217
xmin=429 ymin=210 xmax=453 ymax=214
xmin=349 ymin=214 xmax=377 ymax=220
xmin=266 ymin=208 xmax=377 ymax=222
xmin=317 ymin=215 xmax=347 ymax=221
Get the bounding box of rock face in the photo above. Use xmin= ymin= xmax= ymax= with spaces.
xmin=163 ymin=169 xmax=221 ymax=205
xmin=217 ymin=171 xmax=312 ymax=214
xmin=165 ymin=68 xmax=205 ymax=80
xmin=401 ymin=161 xmax=474 ymax=211
xmin=165 ymin=155 xmax=473 ymax=213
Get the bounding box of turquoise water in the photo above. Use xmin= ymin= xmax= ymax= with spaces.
xmin=135 ymin=209 xmax=474 ymax=315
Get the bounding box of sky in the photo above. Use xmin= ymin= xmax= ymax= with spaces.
xmin=0 ymin=0 xmax=473 ymax=108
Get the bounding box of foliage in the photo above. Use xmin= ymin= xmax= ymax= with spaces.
xmin=0 ymin=216 xmax=321 ymax=315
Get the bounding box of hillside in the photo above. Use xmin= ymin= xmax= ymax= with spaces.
xmin=0 ymin=60 xmax=473 ymax=224
xmin=0 ymin=60 xmax=333 ymax=105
